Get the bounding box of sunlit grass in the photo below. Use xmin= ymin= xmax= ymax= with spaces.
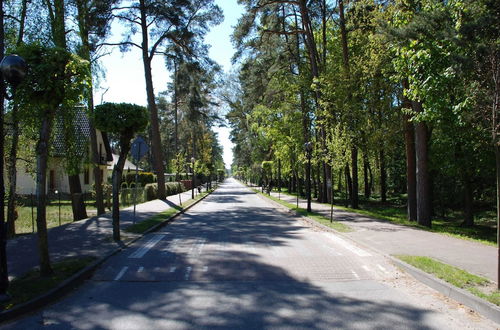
xmin=397 ymin=255 xmax=500 ymax=306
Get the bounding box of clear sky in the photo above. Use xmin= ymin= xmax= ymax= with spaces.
xmin=96 ymin=0 xmax=244 ymax=169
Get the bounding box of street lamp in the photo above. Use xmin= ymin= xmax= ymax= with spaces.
xmin=191 ymin=157 xmax=195 ymax=199
xmin=304 ymin=141 xmax=313 ymax=213
xmin=0 ymin=54 xmax=26 ymax=299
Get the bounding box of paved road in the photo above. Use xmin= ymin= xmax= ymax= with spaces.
xmin=3 ymin=179 xmax=496 ymax=329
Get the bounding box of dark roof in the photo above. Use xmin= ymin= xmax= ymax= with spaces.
xmin=51 ymin=106 xmax=92 ymax=158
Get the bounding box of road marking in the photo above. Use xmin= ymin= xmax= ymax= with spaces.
xmin=185 ymin=266 xmax=192 ymax=280
xmin=129 ymin=234 xmax=165 ymax=259
xmin=322 ymin=233 xmax=371 ymax=257
xmin=351 ymin=270 xmax=360 ymax=280
xmin=114 ymin=267 xmax=128 ymax=281
xmin=138 ymin=267 xmax=144 ymax=273
xmin=169 ymin=266 xmax=177 ymax=273
xmin=203 ymin=266 xmax=208 ymax=272
xmin=377 ymin=264 xmax=388 ymax=274
xmin=362 ymin=265 xmax=370 ymax=272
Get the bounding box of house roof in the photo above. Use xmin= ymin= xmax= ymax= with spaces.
xmin=108 ymin=154 xmax=143 ymax=172
xmin=52 ymin=106 xmax=91 ymax=157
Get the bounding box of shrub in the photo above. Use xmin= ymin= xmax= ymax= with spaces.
xmin=124 ymin=172 xmax=156 ymax=186
xmin=144 ymin=183 xmax=158 ymax=201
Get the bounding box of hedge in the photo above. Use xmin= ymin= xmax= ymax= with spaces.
xmin=144 ymin=182 xmax=186 ymax=201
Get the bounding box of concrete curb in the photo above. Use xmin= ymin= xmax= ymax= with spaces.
xmin=254 ymin=188 xmax=500 ymax=325
xmin=0 ymin=189 xmax=215 ymax=324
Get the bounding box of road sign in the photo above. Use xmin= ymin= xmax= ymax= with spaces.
xmin=131 ymin=136 xmax=148 ymax=162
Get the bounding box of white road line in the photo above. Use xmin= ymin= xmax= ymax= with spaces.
xmin=362 ymin=265 xmax=370 ymax=272
xmin=138 ymin=267 xmax=144 ymax=273
xmin=185 ymin=266 xmax=192 ymax=280
xmin=351 ymin=270 xmax=360 ymax=280
xmin=114 ymin=267 xmax=128 ymax=281
xmin=129 ymin=234 xmax=166 ymax=259
xmin=169 ymin=266 xmax=177 ymax=273
xmin=377 ymin=264 xmax=388 ymax=273
xmin=322 ymin=233 xmax=371 ymax=257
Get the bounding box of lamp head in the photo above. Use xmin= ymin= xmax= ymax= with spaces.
xmin=1 ymin=55 xmax=26 ymax=87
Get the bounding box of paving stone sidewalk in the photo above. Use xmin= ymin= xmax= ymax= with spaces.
xmin=6 ymin=188 xmax=204 ymax=280
xmin=265 ymin=189 xmax=497 ymax=283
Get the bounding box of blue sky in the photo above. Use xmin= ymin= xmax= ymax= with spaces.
xmin=96 ymin=0 xmax=244 ymax=169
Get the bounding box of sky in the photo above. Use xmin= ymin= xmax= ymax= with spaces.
xmin=96 ymin=0 xmax=244 ymax=169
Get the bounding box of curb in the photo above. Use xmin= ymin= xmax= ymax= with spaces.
xmin=0 ymin=189 xmax=215 ymax=324
xmin=254 ymin=189 xmax=500 ymax=325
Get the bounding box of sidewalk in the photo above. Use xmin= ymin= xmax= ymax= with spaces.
xmin=265 ymin=189 xmax=497 ymax=282
xmin=6 ymin=188 xmax=204 ymax=280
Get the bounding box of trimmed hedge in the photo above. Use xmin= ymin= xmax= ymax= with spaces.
xmin=144 ymin=182 xmax=186 ymax=201
xmin=124 ymin=172 xmax=156 ymax=186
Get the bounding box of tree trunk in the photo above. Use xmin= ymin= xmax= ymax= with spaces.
xmin=462 ymin=177 xmax=474 ymax=227
xmin=36 ymin=117 xmax=54 ymax=276
xmin=413 ymin=101 xmax=432 ymax=227
xmin=363 ymin=152 xmax=370 ymax=199
xmin=6 ymin=105 xmax=19 ymax=238
xmin=403 ymin=79 xmax=417 ymax=221
xmin=140 ymin=0 xmax=166 ymax=200
xmin=111 ymin=135 xmax=132 ymax=242
xmin=351 ymin=147 xmax=359 ymax=208
xmin=68 ymin=175 xmax=87 ymax=221
xmin=379 ymin=149 xmax=387 ymax=203
xmin=345 ymin=163 xmax=352 ymax=207
xmin=0 ymin=0 xmax=8 ymax=293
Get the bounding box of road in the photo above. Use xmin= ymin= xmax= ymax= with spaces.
xmin=3 ymin=179 xmax=496 ymax=329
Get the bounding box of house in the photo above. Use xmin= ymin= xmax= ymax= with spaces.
xmin=12 ymin=107 xmax=113 ymax=195
xmin=107 ymin=153 xmax=144 ymax=181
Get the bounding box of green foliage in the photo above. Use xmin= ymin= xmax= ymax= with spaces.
xmin=14 ymin=43 xmax=90 ymax=124
xmin=143 ymin=182 xmax=186 ymax=201
xmin=93 ymin=103 xmax=148 ymax=136
xmin=124 ymin=172 xmax=156 ymax=186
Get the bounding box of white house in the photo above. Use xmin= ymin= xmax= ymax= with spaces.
xmin=12 ymin=108 xmax=113 ymax=195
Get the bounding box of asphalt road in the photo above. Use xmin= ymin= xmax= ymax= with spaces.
xmin=3 ymin=179 xmax=497 ymax=329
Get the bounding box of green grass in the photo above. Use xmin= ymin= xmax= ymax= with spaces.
xmin=255 ymin=189 xmax=352 ymax=233
xmin=1 ymin=256 xmax=97 ymax=311
xmin=396 ymin=255 xmax=500 ymax=306
xmin=276 ymin=189 xmax=496 ymax=246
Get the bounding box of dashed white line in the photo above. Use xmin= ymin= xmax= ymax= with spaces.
xmin=114 ymin=266 xmax=128 ymax=281
xmin=377 ymin=264 xmax=388 ymax=273
xmin=362 ymin=265 xmax=370 ymax=272
xmin=129 ymin=234 xmax=165 ymax=258
xmin=138 ymin=266 xmax=144 ymax=273
xmin=351 ymin=270 xmax=360 ymax=280
xmin=169 ymin=266 xmax=177 ymax=273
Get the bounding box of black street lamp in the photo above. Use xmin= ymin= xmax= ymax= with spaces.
xmin=0 ymin=54 xmax=26 ymax=299
xmin=191 ymin=157 xmax=195 ymax=199
xmin=304 ymin=141 xmax=313 ymax=213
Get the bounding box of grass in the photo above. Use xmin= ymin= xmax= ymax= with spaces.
xmin=254 ymin=189 xmax=352 ymax=233
xmin=276 ymin=188 xmax=496 ymax=246
xmin=396 ymin=255 xmax=500 ymax=306
xmin=125 ymin=191 xmax=210 ymax=234
xmin=1 ymin=256 xmax=97 ymax=311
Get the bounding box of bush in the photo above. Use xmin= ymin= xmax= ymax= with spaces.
xmin=144 ymin=183 xmax=158 ymax=201
xmin=143 ymin=182 xmax=186 ymax=201
xmin=124 ymin=172 xmax=156 ymax=186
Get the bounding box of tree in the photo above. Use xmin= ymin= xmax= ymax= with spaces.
xmin=15 ymin=43 xmax=90 ymax=276
xmin=72 ymin=0 xmax=119 ymax=216
xmin=110 ymin=0 xmax=222 ymax=200
xmin=93 ymin=103 xmax=148 ymax=241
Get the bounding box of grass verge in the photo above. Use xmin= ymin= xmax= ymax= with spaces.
xmin=124 ymin=191 xmax=210 ymax=234
xmin=277 ymin=189 xmax=496 ymax=246
xmin=396 ymin=255 xmax=500 ymax=306
xmin=254 ymin=189 xmax=352 ymax=233
xmin=1 ymin=256 xmax=97 ymax=311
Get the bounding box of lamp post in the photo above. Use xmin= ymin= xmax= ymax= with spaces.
xmin=0 ymin=54 xmax=26 ymax=299
xmin=304 ymin=142 xmax=313 ymax=213
xmin=191 ymin=157 xmax=195 ymax=199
